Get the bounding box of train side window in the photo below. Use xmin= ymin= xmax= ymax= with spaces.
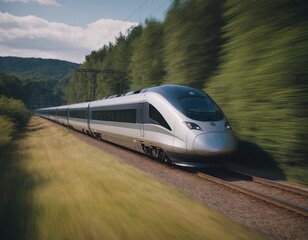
xmin=70 ymin=110 xmax=86 ymax=119
xmin=92 ymin=109 xmax=136 ymax=123
xmin=149 ymin=104 xmax=171 ymax=131
xmin=58 ymin=110 xmax=68 ymax=117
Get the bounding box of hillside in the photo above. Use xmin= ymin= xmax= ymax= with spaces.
xmin=0 ymin=57 xmax=80 ymax=109
xmin=0 ymin=56 xmax=79 ymax=82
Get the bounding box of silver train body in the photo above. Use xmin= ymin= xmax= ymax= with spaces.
xmin=35 ymin=85 xmax=237 ymax=167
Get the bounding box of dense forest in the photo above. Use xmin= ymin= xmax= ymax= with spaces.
xmin=0 ymin=57 xmax=79 ymax=82
xmin=0 ymin=57 xmax=79 ymax=109
xmin=65 ymin=0 xmax=308 ymax=183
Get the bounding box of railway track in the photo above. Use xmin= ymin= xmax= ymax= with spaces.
xmin=196 ymin=169 xmax=308 ymax=217
xmin=52 ymin=119 xmax=308 ymax=218
xmin=48 ymin=121 xmax=308 ymax=239
xmin=71 ymin=123 xmax=308 ymax=217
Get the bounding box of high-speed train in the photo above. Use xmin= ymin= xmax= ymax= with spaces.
xmin=35 ymin=84 xmax=237 ymax=167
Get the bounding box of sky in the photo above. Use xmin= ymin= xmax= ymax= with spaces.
xmin=0 ymin=0 xmax=172 ymax=63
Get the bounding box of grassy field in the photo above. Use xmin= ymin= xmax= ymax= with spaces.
xmin=0 ymin=117 xmax=267 ymax=240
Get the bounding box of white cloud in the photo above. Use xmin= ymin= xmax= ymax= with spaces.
xmin=2 ymin=0 xmax=59 ymax=6
xmin=0 ymin=12 xmax=138 ymax=63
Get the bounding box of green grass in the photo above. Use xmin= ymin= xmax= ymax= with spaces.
xmin=0 ymin=117 xmax=267 ymax=240
xmin=283 ymin=165 xmax=308 ymax=186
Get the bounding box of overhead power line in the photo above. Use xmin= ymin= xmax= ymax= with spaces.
xmin=95 ymin=0 xmax=171 ymax=51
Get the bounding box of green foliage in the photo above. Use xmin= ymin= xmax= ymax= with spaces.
xmin=65 ymin=71 xmax=93 ymax=103
xmin=0 ymin=96 xmax=29 ymax=147
xmin=0 ymin=72 xmax=65 ymax=109
xmin=205 ymin=0 xmax=308 ymax=172
xmin=65 ymin=26 xmax=143 ymax=103
xmin=97 ymin=26 xmax=143 ymax=97
xmin=22 ymin=79 xmax=65 ymax=109
xmin=97 ymin=35 xmax=130 ymax=97
xmin=0 ymin=96 xmax=31 ymax=128
xmin=65 ymin=48 xmax=109 ymax=103
xmin=0 ymin=73 xmax=23 ymax=100
xmin=62 ymin=0 xmax=308 ymax=183
xmin=0 ymin=57 xmax=79 ymax=109
xmin=0 ymin=57 xmax=79 ymax=82
xmin=129 ymin=20 xmax=165 ymax=90
xmin=0 ymin=116 xmax=15 ymax=147
xmin=163 ymin=0 xmax=224 ymax=88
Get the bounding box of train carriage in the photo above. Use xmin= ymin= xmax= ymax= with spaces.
xmin=67 ymin=102 xmax=90 ymax=133
xmin=56 ymin=105 xmax=69 ymax=126
xmin=35 ymin=85 xmax=237 ymax=167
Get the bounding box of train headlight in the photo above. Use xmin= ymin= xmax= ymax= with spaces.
xmin=224 ymin=121 xmax=232 ymax=130
xmin=184 ymin=122 xmax=202 ymax=130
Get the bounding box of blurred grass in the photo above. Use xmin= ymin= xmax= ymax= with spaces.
xmin=0 ymin=117 xmax=267 ymax=240
xmin=0 ymin=116 xmax=15 ymax=146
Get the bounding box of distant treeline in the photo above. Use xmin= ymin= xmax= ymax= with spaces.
xmin=66 ymin=0 xmax=308 ymax=183
xmin=0 ymin=57 xmax=79 ymax=109
xmin=0 ymin=57 xmax=79 ymax=83
xmin=0 ymin=72 xmax=65 ymax=109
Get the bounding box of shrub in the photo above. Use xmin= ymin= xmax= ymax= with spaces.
xmin=0 ymin=96 xmax=31 ymax=128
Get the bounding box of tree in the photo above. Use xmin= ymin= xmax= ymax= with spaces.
xmin=0 ymin=73 xmax=23 ymax=100
xmin=206 ymin=0 xmax=308 ymax=171
xmin=65 ymin=71 xmax=91 ymax=103
xmin=0 ymin=96 xmax=30 ymax=127
xmin=97 ymin=26 xmax=143 ymax=97
xmin=163 ymin=0 xmax=224 ymax=88
xmin=129 ymin=20 xmax=165 ymax=90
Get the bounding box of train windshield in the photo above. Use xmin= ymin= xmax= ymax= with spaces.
xmin=179 ymin=97 xmax=224 ymax=121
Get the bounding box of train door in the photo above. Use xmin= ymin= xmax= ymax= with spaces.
xmin=55 ymin=108 xmax=58 ymax=122
xmin=140 ymin=99 xmax=146 ymax=137
xmin=87 ymin=102 xmax=91 ymax=132
xmin=67 ymin=106 xmax=70 ymax=126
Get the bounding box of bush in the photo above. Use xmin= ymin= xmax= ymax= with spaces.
xmin=0 ymin=96 xmax=31 ymax=128
xmin=0 ymin=96 xmax=30 ymax=147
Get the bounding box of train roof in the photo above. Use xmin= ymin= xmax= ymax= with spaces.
xmin=100 ymin=84 xmax=207 ymax=100
xmin=36 ymin=85 xmax=209 ymax=110
xmin=69 ymin=102 xmax=90 ymax=109
xmin=145 ymin=84 xmax=208 ymax=108
xmin=147 ymin=84 xmax=206 ymax=98
xmin=57 ymin=105 xmax=69 ymax=110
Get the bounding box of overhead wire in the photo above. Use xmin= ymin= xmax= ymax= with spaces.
xmin=95 ymin=0 xmax=172 ymax=50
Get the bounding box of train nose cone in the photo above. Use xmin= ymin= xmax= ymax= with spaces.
xmin=193 ymin=132 xmax=236 ymax=155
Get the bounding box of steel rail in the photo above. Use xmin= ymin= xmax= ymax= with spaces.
xmin=197 ymin=172 xmax=308 ymax=217
xmin=230 ymin=170 xmax=308 ymax=197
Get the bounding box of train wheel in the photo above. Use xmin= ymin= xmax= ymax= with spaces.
xmin=159 ymin=150 xmax=172 ymax=165
xmin=164 ymin=155 xmax=172 ymax=165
